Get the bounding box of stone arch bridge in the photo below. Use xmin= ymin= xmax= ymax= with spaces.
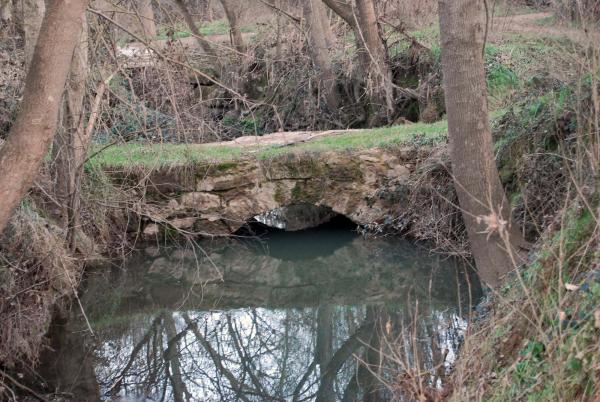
xmin=107 ymin=145 xmax=424 ymax=237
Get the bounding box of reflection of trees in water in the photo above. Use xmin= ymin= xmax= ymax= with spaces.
xmin=37 ymin=237 xmax=479 ymax=401
xmin=80 ymin=304 xmax=466 ymax=401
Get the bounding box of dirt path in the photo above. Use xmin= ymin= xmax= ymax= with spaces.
xmin=490 ymin=11 xmax=598 ymax=45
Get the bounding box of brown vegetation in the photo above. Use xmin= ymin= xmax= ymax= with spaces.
xmin=0 ymin=0 xmax=598 ymax=399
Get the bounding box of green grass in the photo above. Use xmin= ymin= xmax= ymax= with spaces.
xmin=453 ymin=197 xmax=600 ymax=401
xmin=88 ymin=120 xmax=449 ymax=168
xmin=387 ymin=24 xmax=570 ymax=108
xmin=155 ymin=18 xmax=255 ymax=40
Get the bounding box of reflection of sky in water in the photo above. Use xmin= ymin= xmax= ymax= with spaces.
xmin=95 ymin=308 xmax=469 ymax=401
xmin=39 ymin=231 xmax=481 ymax=402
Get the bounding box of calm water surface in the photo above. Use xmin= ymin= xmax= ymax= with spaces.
xmin=38 ymin=226 xmax=482 ymax=401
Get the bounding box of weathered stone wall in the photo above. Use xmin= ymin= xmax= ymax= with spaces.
xmin=106 ymin=145 xmax=426 ymax=237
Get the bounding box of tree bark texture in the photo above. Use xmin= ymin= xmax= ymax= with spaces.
xmin=219 ymin=0 xmax=245 ymax=53
xmin=315 ymin=304 xmax=334 ymax=401
xmin=303 ymin=0 xmax=338 ymax=111
xmin=322 ymin=0 xmax=394 ymax=122
xmin=136 ymin=0 xmax=157 ymax=39
xmin=113 ymin=0 xmax=155 ymax=42
xmin=51 ymin=12 xmax=89 ymax=242
xmin=173 ymin=0 xmax=222 ymax=75
xmin=22 ymin=0 xmax=45 ymax=70
xmin=355 ymin=0 xmax=394 ymax=120
xmin=322 ymin=0 xmax=356 ymax=28
xmin=0 ymin=0 xmax=12 ymax=23
xmin=0 ymin=0 xmax=90 ymax=235
xmin=438 ymin=0 xmax=525 ymax=286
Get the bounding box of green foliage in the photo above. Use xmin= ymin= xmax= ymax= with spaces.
xmin=493 ymin=80 xmax=578 ymax=160
xmin=455 ymin=199 xmax=600 ymax=401
xmin=94 ymin=104 xmax=176 ymax=144
xmin=487 ymin=64 xmax=520 ymax=97
xmin=222 ymin=114 xmax=263 ymax=136
xmin=155 ymin=19 xmax=256 ymax=40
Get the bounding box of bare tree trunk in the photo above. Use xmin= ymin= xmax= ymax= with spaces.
xmin=356 ymin=307 xmax=384 ymax=402
xmin=0 ymin=0 xmax=12 ymax=23
xmin=322 ymin=0 xmax=394 ymax=122
xmin=303 ymin=0 xmax=338 ymax=111
xmin=173 ymin=0 xmax=222 ymax=75
xmin=206 ymin=0 xmax=214 ymax=21
xmin=136 ymin=0 xmax=157 ymax=39
xmin=164 ymin=314 xmax=188 ymax=402
xmin=355 ymin=0 xmax=394 ymax=122
xmin=219 ymin=0 xmax=245 ymax=52
xmin=322 ymin=0 xmax=355 ymax=27
xmin=114 ymin=0 xmax=156 ymax=41
xmin=315 ymin=304 xmax=334 ymax=401
xmin=438 ymin=0 xmax=525 ymax=286
xmin=0 ymin=0 xmax=90 ymax=235
xmin=51 ymin=13 xmax=89 ymax=245
xmin=22 ymin=0 xmax=45 ymax=70
xmin=319 ymin=2 xmax=335 ymax=51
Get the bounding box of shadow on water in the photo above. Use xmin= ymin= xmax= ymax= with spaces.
xmin=35 ymin=217 xmax=483 ymax=402
xmin=239 ymin=214 xmax=359 ymax=261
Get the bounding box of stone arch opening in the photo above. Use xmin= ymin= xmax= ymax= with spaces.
xmin=245 ymin=203 xmax=356 ymax=233
xmin=233 ymin=204 xmax=358 ymax=261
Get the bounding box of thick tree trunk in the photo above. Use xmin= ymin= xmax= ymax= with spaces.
xmin=22 ymin=0 xmax=45 ymax=70
xmin=51 ymin=13 xmax=89 ymax=244
xmin=219 ymin=0 xmax=245 ymax=53
xmin=438 ymin=0 xmax=525 ymax=286
xmin=303 ymin=0 xmax=338 ymax=111
xmin=0 ymin=0 xmax=90 ymax=235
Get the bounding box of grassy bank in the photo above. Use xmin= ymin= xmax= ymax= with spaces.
xmin=87 ymin=120 xmax=448 ymax=168
xmin=447 ymin=69 xmax=600 ymax=399
xmin=451 ymin=201 xmax=599 ymax=400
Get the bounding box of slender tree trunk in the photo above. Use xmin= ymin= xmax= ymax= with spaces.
xmin=219 ymin=0 xmax=245 ymax=52
xmin=22 ymin=0 xmax=45 ymax=70
xmin=164 ymin=314 xmax=188 ymax=402
xmin=113 ymin=0 xmax=155 ymax=42
xmin=315 ymin=304 xmax=334 ymax=401
xmin=319 ymin=2 xmax=335 ymax=51
xmin=51 ymin=13 xmax=89 ymax=245
xmin=438 ymin=0 xmax=525 ymax=286
xmin=173 ymin=0 xmax=222 ymax=75
xmin=136 ymin=0 xmax=157 ymax=39
xmin=356 ymin=307 xmax=383 ymax=402
xmin=355 ymin=0 xmax=394 ymax=122
xmin=0 ymin=0 xmax=90 ymax=235
xmin=303 ymin=0 xmax=338 ymax=111
xmin=322 ymin=0 xmax=355 ymax=28
xmin=0 ymin=0 xmax=12 ymax=23
xmin=322 ymin=0 xmax=394 ymax=122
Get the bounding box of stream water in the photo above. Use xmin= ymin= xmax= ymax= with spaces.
xmin=37 ymin=221 xmax=482 ymax=401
